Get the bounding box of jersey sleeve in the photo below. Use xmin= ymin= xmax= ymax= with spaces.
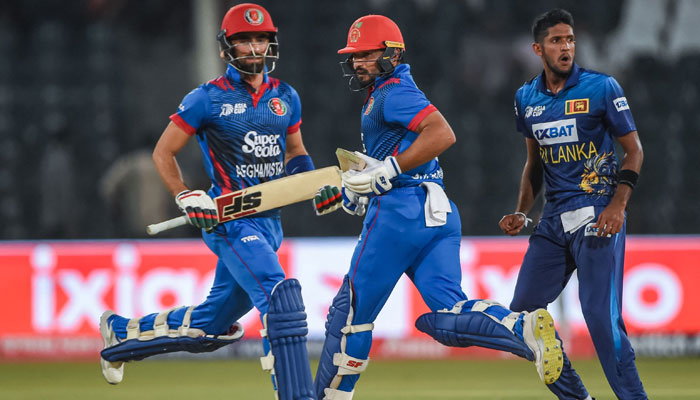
xmin=169 ymin=87 xmax=211 ymax=136
xmin=514 ymin=88 xmax=532 ymax=138
xmin=287 ymin=85 xmax=302 ymax=134
xmin=383 ymin=85 xmax=437 ymax=132
xmin=603 ymin=77 xmax=636 ymax=137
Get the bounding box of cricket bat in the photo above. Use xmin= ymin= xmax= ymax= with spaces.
xmin=335 ymin=148 xmax=367 ymax=172
xmin=146 ymin=166 xmax=342 ymax=235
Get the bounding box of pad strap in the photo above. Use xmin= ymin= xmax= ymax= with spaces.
xmin=323 ymin=388 xmax=355 ymax=400
xmin=153 ymin=307 xmax=178 ymax=337
xmin=340 ymin=323 xmax=373 ymax=334
xmin=126 ymin=318 xmax=141 ymax=340
xmin=333 ymin=353 xmax=368 ymax=375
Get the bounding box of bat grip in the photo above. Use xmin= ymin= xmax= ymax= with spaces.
xmin=146 ymin=216 xmax=188 ymax=235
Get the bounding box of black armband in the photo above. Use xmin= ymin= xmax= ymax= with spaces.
xmin=617 ymin=169 xmax=639 ymax=189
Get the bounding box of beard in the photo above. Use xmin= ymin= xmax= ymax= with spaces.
xmin=544 ymin=56 xmax=573 ymax=79
xmin=234 ymin=57 xmax=265 ymax=74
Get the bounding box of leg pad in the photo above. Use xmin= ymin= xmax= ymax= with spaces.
xmin=101 ymin=306 xmax=243 ymax=362
xmin=260 ymin=278 xmax=315 ymax=400
xmin=415 ymin=300 xmax=534 ymax=360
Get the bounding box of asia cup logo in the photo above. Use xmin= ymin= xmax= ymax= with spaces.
xmin=244 ymin=8 xmax=264 ymax=25
xmin=268 ymin=98 xmax=288 ymax=116
xmin=364 ymin=97 xmax=374 ymax=115
xmin=349 ymin=21 xmax=362 ymax=43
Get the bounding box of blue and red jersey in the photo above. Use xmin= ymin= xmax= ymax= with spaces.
xmin=361 ymin=63 xmax=442 ymax=188
xmin=170 ymin=65 xmax=302 ymax=205
xmin=514 ymin=63 xmax=636 ymax=217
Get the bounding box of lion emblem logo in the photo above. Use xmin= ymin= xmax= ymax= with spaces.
xmin=579 ymin=151 xmax=617 ymax=195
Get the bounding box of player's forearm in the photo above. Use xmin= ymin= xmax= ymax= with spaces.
xmin=515 ymin=162 xmax=543 ymax=214
xmin=152 ymin=149 xmax=188 ymax=197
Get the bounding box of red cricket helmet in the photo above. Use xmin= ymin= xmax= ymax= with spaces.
xmin=220 ymin=3 xmax=278 ymax=36
xmin=338 ymin=15 xmax=405 ymax=54
xmin=217 ymin=3 xmax=279 ymax=74
xmin=338 ymin=15 xmax=406 ymax=91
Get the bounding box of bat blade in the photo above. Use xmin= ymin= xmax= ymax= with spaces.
xmin=146 ymin=166 xmax=341 ymax=234
xmin=335 ymin=148 xmax=367 ymax=172
xmin=215 ymin=166 xmax=342 ymax=223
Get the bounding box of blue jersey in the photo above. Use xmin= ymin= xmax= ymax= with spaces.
xmin=170 ymin=65 xmax=302 ymax=204
xmin=514 ymin=64 xmax=636 ymax=217
xmin=361 ymin=64 xmax=443 ymax=188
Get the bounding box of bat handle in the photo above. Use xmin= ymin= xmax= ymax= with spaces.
xmin=146 ymin=216 xmax=189 ymax=235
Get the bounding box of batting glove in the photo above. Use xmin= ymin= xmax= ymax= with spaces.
xmin=342 ymin=152 xmax=401 ymax=196
xmin=313 ymin=185 xmax=342 ymax=216
xmin=341 ymin=187 xmax=368 ymax=217
xmin=175 ymin=190 xmax=218 ymax=230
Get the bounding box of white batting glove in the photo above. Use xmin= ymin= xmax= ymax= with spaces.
xmin=342 ymin=152 xmax=401 ymax=195
xmin=175 ymin=190 xmax=218 ymax=230
xmin=341 ymin=187 xmax=368 ymax=216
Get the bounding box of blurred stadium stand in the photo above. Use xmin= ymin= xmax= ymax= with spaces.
xmin=1 ymin=0 xmax=697 ymax=239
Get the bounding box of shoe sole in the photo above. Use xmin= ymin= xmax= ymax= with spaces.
xmin=99 ymin=311 xmax=124 ymax=385
xmin=527 ymin=309 xmax=563 ymax=384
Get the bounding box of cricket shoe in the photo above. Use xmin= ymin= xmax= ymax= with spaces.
xmin=100 ymin=310 xmax=124 ymax=384
xmin=523 ymin=308 xmax=563 ymax=384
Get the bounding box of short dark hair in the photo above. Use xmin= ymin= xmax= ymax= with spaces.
xmin=532 ymin=9 xmax=574 ymax=43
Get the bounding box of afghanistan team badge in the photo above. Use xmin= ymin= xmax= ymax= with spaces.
xmin=245 ymin=8 xmax=264 ymax=25
xmin=349 ymin=21 xmax=362 ymax=43
xmin=268 ymin=98 xmax=288 ymax=116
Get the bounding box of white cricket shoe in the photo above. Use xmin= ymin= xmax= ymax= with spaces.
xmin=523 ymin=308 xmax=563 ymax=384
xmin=100 ymin=310 xmax=124 ymax=384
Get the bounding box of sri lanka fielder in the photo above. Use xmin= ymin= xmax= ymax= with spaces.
xmin=499 ymin=9 xmax=647 ymax=400
xmin=98 ymin=4 xmax=340 ymax=399
xmin=314 ymin=14 xmax=565 ymax=400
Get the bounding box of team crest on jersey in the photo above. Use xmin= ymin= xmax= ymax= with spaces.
xmin=244 ymin=8 xmax=264 ymax=25
xmin=364 ymin=97 xmax=375 ymax=115
xmin=565 ymin=98 xmax=589 ymax=115
xmin=268 ymin=98 xmax=288 ymax=116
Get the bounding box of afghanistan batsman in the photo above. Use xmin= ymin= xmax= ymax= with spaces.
xmin=314 ymin=14 xmax=566 ymax=400
xmin=98 ymin=4 xmax=340 ymax=399
xmin=499 ymin=9 xmax=647 ymax=400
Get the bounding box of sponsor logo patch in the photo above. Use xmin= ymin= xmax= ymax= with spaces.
xmin=268 ymin=98 xmax=288 ymax=116
xmin=244 ymin=8 xmax=264 ymax=25
xmin=364 ymin=97 xmax=374 ymax=115
xmin=565 ymin=98 xmax=589 ymax=115
xmin=584 ymin=222 xmax=612 ymax=238
xmin=220 ymin=104 xmax=234 ymax=117
xmin=241 ymin=235 xmax=259 ymax=243
xmin=242 ymin=131 xmax=281 ymax=157
xmin=234 ymin=103 xmax=247 ymax=114
xmin=531 ymin=118 xmax=579 ymax=145
xmin=613 ymin=97 xmax=630 ymax=112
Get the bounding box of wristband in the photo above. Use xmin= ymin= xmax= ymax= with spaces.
xmin=514 ymin=211 xmax=533 ymax=227
xmin=617 ymin=169 xmax=639 ymax=189
xmin=285 ymin=154 xmax=315 ymax=175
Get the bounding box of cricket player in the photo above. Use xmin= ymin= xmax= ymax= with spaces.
xmin=315 ymin=15 xmax=565 ymax=400
xmin=98 ymin=4 xmax=339 ymax=399
xmin=499 ymin=9 xmax=647 ymax=400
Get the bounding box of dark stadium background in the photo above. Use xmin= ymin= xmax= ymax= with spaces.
xmin=2 ymin=0 xmax=696 ymax=239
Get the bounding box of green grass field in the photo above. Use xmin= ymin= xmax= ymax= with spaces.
xmin=1 ymin=358 xmax=698 ymax=399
